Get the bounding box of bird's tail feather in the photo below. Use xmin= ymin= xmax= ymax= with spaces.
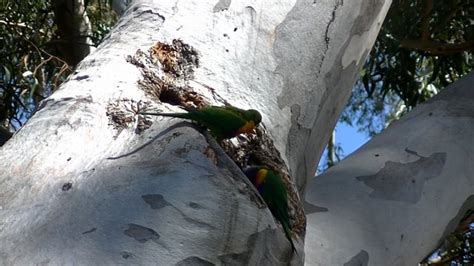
xmin=140 ymin=112 xmax=189 ymax=119
xmin=282 ymin=222 xmax=297 ymax=254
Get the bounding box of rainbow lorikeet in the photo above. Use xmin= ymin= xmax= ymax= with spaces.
xmin=244 ymin=166 xmax=296 ymax=253
xmin=141 ymin=105 xmax=262 ymax=140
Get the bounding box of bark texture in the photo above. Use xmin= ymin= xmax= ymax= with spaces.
xmin=0 ymin=0 xmax=391 ymax=264
xmin=305 ymin=71 xmax=474 ymax=265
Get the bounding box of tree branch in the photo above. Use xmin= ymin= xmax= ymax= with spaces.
xmin=400 ymin=39 xmax=474 ymax=55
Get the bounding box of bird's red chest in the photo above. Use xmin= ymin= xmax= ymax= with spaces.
xmin=255 ymin=169 xmax=268 ymax=188
xmin=237 ymin=120 xmax=256 ymax=134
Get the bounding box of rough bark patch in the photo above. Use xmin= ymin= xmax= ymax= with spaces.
xmin=126 ymin=40 xmax=207 ymax=109
xmin=106 ymin=98 xmax=152 ymax=134
xmin=343 ymin=250 xmax=369 ymax=266
xmin=149 ymin=39 xmax=199 ymax=79
xmin=175 ymin=256 xmax=215 ymax=266
xmin=356 ymin=152 xmax=446 ymax=203
xmin=123 ymin=223 xmax=160 ymax=243
xmin=142 ymin=194 xmax=171 ymax=209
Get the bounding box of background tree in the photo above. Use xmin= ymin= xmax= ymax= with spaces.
xmin=342 ymin=0 xmax=473 ymax=136
xmin=320 ymin=1 xmax=473 ymax=263
xmin=0 ymin=0 xmax=116 ymax=135
xmin=322 ymin=0 xmax=473 ymax=174
xmin=305 ymin=71 xmax=474 ymax=265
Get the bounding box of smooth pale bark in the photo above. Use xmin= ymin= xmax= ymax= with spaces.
xmin=0 ymin=0 xmax=390 ymax=264
xmin=305 ymin=71 xmax=474 ymax=265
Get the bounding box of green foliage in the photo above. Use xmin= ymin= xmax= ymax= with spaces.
xmin=342 ymin=0 xmax=474 ymax=136
xmin=87 ymin=0 xmax=118 ymax=45
xmin=1 ymin=1 xmax=59 ymax=128
xmin=0 ymin=0 xmax=117 ymax=130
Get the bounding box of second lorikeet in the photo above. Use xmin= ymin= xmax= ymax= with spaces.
xmin=244 ymin=166 xmax=297 ymax=253
xmin=141 ymin=105 xmax=262 ymax=140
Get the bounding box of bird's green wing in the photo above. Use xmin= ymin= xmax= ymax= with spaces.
xmin=260 ymin=171 xmax=295 ymax=251
xmin=261 ymin=172 xmax=290 ymax=225
xmin=190 ymin=106 xmax=247 ymax=138
xmin=222 ymin=105 xmax=247 ymax=114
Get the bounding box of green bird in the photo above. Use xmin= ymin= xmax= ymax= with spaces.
xmin=141 ymin=105 xmax=262 ymax=140
xmin=244 ymin=166 xmax=297 ymax=253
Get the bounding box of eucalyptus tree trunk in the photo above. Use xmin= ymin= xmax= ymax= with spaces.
xmin=305 ymin=71 xmax=474 ymax=265
xmin=0 ymin=0 xmax=391 ymax=264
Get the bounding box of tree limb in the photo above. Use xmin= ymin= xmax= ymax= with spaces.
xmin=400 ymin=39 xmax=474 ymax=55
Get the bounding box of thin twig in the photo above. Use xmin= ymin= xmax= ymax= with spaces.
xmin=24 ymin=38 xmax=72 ymax=70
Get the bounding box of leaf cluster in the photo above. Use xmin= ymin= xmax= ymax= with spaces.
xmin=0 ymin=0 xmax=117 ymax=130
xmin=343 ymin=0 xmax=473 ymax=136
